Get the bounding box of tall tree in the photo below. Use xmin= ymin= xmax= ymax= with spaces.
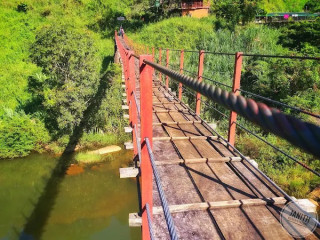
xmin=29 ymin=24 xmax=100 ymax=137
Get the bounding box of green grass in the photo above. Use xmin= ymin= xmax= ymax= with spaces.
xmin=74 ymin=152 xmax=103 ymax=164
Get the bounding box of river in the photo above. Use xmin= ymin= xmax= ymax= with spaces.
xmin=0 ymin=150 xmax=141 ymax=240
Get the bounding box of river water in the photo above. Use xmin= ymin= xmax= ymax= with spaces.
xmin=0 ymin=150 xmax=141 ymax=240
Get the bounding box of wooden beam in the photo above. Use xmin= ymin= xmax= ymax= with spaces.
xmin=151 ymin=136 xmax=218 ymax=141
xmin=151 ymin=121 xmax=202 ymax=126
xmin=154 ymin=156 xmax=251 ymax=165
xmin=129 ymin=213 xmax=142 ymax=227
xmin=153 ymin=102 xmax=181 ymax=105
xmin=119 ymin=167 xmax=139 ymax=178
xmin=153 ymin=202 xmax=209 ymax=215
xmin=153 ymin=109 xmax=189 ymax=113
xmin=149 ymin=197 xmax=287 ymax=215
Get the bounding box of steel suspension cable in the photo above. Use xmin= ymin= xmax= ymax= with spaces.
xmin=238 ymin=89 xmax=320 ymax=119
xmin=184 ymin=67 xmax=320 ymax=119
xmin=146 ymin=203 xmax=155 ymax=240
xmin=145 ymin=138 xmax=179 ymax=240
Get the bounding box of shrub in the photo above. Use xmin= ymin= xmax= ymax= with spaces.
xmin=29 ymin=24 xmax=100 ymax=136
xmin=0 ymin=109 xmax=50 ymax=158
xmin=17 ymin=3 xmax=28 ymax=13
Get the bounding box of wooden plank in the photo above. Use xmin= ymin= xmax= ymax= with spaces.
xmin=152 ymin=211 xmax=223 ymax=240
xmin=151 ymin=197 xmax=286 ymax=214
xmin=119 ymin=167 xmax=139 ymax=178
xmin=129 ymin=213 xmax=142 ymax=227
xmin=179 ymin=123 xmax=202 ymax=136
xmin=187 ymin=162 xmax=257 ymax=202
xmin=151 ymin=120 xmax=202 ymax=126
xmin=190 ymin=139 xmax=223 ymax=159
xmin=230 ymin=161 xmax=283 ymax=199
xmin=152 ymin=164 xmax=203 ymax=206
xmin=153 ymin=109 xmax=189 ymax=113
xmin=152 ymin=136 xmax=218 ymax=141
xmin=153 ymin=202 xmax=209 ymax=214
xmin=173 ymin=139 xmax=202 ymax=159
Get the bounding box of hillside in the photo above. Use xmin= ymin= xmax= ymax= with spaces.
xmin=258 ymin=0 xmax=309 ymax=13
xmin=0 ymin=0 xmax=132 ymax=158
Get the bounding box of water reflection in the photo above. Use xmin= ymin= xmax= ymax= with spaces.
xmin=0 ymin=150 xmax=140 ymax=240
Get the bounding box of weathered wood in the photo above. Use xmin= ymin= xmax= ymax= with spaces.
xmin=153 ymin=202 xmax=209 ymax=214
xmin=153 ymin=109 xmax=189 ymax=113
xmin=129 ymin=213 xmax=142 ymax=227
xmin=151 ymin=136 xmax=218 ymax=141
xmin=124 ymin=126 xmax=133 ymax=133
xmin=151 ymin=197 xmax=287 ymax=215
xmin=124 ymin=141 xmax=133 ymax=150
xmin=151 ymin=120 xmax=202 ymax=126
xmin=119 ymin=167 xmax=139 ymax=178
xmin=122 ymin=105 xmax=129 ymax=110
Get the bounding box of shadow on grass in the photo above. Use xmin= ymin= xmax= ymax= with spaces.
xmin=19 ymin=56 xmax=114 ymax=240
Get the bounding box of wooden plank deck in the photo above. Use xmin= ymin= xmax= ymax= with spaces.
xmin=124 ymin=45 xmax=319 ymax=239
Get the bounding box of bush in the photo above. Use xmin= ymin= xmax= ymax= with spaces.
xmin=17 ymin=3 xmax=28 ymax=13
xmin=29 ymin=24 xmax=100 ymax=136
xmin=0 ymin=109 xmax=50 ymax=158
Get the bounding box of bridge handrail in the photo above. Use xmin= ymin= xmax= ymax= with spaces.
xmin=143 ymin=58 xmax=320 ymax=159
xmin=116 ymin=31 xmax=320 ymax=236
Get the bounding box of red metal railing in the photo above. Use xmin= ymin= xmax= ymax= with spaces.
xmin=116 ymin=31 xmax=320 ymax=239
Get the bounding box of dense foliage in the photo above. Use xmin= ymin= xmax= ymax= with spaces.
xmin=0 ymin=0 xmax=127 ymax=158
xmin=29 ymin=25 xmax=100 ymax=136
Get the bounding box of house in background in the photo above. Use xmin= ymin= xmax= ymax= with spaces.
xmin=181 ymin=0 xmax=210 ymax=18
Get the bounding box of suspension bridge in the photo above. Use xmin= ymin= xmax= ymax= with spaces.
xmin=115 ymin=32 xmax=320 ymax=240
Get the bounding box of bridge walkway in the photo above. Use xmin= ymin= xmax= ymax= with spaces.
xmin=131 ymin=59 xmax=296 ymax=240
xmin=118 ymin=37 xmax=319 ymax=240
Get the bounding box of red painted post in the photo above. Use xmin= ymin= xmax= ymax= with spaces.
xmin=228 ymin=52 xmax=243 ymax=147
xmin=158 ymin=48 xmax=162 ymax=82
xmin=124 ymin=51 xmax=130 ymax=104
xmin=179 ymin=49 xmax=184 ymax=100
xmin=165 ymin=49 xmax=169 ymax=88
xmin=196 ymin=50 xmax=205 ymax=115
xmin=128 ymin=51 xmax=138 ymax=155
xmin=140 ymin=55 xmax=153 ymax=240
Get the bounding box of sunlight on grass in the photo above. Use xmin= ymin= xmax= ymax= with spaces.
xmin=74 ymin=152 xmax=103 ymax=164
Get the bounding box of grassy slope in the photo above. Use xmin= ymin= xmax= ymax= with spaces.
xmin=0 ymin=0 xmax=118 ymax=115
xmin=0 ymin=0 xmax=130 ymax=158
xmin=258 ymin=0 xmax=309 ymax=12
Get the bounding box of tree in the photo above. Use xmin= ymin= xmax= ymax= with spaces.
xmin=213 ymin=0 xmax=261 ymax=27
xmin=29 ymin=24 xmax=100 ymax=137
xmin=304 ymin=0 xmax=320 ymax=13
